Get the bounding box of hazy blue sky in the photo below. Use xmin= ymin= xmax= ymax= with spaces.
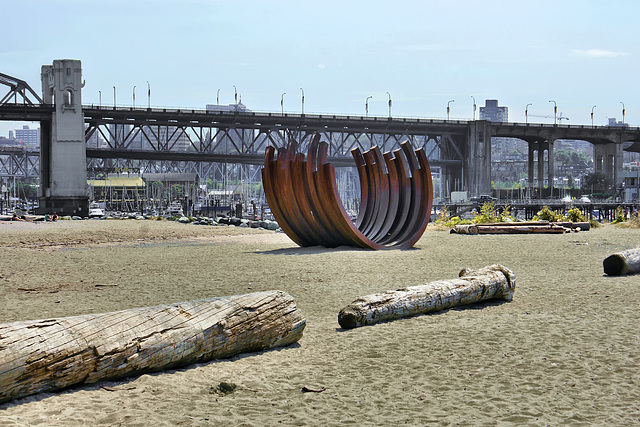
xmin=2 ymin=0 xmax=638 ymax=136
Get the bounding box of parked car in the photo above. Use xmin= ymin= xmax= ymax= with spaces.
xmin=470 ymin=194 xmax=497 ymax=204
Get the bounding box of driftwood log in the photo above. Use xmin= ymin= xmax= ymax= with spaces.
xmin=0 ymin=290 xmax=306 ymax=404
xmin=603 ymin=248 xmax=640 ymax=276
xmin=338 ymin=264 xmax=515 ymax=329
xmin=451 ymin=222 xmax=586 ymax=235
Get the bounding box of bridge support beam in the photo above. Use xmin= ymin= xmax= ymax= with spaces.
xmin=527 ymin=139 xmax=555 ymax=198
xmin=593 ymin=142 xmax=623 ymax=192
xmin=466 ymin=121 xmax=492 ymax=196
xmin=37 ymin=59 xmax=88 ymax=216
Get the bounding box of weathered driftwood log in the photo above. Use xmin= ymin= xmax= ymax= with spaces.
xmin=450 ymin=224 xmax=479 ymax=235
xmin=452 ymin=223 xmax=567 ymax=235
xmin=0 ymin=290 xmax=306 ymax=404
xmin=337 ymin=264 xmax=515 ymax=329
xmin=476 ymin=224 xmax=567 ymax=234
xmin=553 ymin=221 xmax=591 ymax=231
xmin=603 ymin=248 xmax=640 ymax=276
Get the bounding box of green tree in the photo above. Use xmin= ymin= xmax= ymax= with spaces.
xmin=582 ymin=172 xmax=608 ymax=193
xmin=554 ymin=149 xmax=590 ymax=169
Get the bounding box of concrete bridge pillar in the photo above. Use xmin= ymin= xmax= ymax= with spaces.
xmin=593 ymin=143 xmax=623 ymax=190
xmin=527 ymin=139 xmax=555 ymax=197
xmin=38 ymin=59 xmax=88 ymax=216
xmin=466 ymin=120 xmax=492 ymax=195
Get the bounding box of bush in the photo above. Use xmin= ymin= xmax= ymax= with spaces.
xmin=611 ymin=206 xmax=625 ymax=224
xmin=533 ymin=206 xmax=563 ymax=222
xmin=565 ymin=207 xmax=586 ymax=222
xmin=473 ymin=202 xmax=499 ymax=224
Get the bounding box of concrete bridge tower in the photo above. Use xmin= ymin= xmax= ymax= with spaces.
xmin=466 ymin=120 xmax=493 ymax=195
xmin=593 ymin=143 xmax=623 ymax=191
xmin=39 ymin=59 xmax=88 ymax=216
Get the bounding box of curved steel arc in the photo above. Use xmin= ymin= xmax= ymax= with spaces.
xmin=262 ymin=134 xmax=433 ymax=249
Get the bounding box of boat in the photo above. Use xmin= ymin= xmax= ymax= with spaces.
xmin=88 ymin=202 xmax=105 ymax=218
xmin=166 ymin=201 xmax=184 ymax=217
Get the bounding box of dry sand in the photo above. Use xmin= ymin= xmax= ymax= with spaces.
xmin=0 ymin=219 xmax=639 ymax=425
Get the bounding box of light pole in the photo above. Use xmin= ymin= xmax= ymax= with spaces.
xmin=591 ymin=105 xmax=596 ymax=126
xmin=447 ymin=99 xmax=454 ymax=120
xmin=113 ymin=86 xmax=116 ymax=108
xmin=132 ymin=85 xmax=136 ymax=108
xmin=216 ymin=89 xmax=220 ymax=105
xmin=621 ymin=101 xmax=626 ymax=124
xmin=234 ymin=85 xmax=237 ymax=104
xmin=387 ymin=92 xmax=392 ymax=118
xmin=366 ymin=95 xmax=372 ymax=117
xmin=281 ymin=92 xmax=286 ymax=114
xmin=471 ymin=96 xmax=476 ymax=120
xmin=525 ymin=103 xmax=532 ymax=123
xmin=549 ymin=100 xmax=557 ymax=125
xmin=147 ymin=81 xmax=150 ymax=108
xmin=300 ymin=88 xmax=305 ymax=114
xmin=99 ymin=90 xmax=101 ymax=108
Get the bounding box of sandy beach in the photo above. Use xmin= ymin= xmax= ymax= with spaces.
xmin=0 ymin=219 xmax=639 ymax=425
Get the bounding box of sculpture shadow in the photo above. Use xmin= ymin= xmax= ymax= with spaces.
xmin=255 ymin=245 xmax=421 ymax=256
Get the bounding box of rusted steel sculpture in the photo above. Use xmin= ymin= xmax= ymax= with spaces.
xmin=262 ymin=134 xmax=433 ymax=249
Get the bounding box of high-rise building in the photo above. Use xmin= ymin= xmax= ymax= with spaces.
xmin=479 ymin=99 xmax=508 ymax=122
xmin=14 ymin=125 xmax=40 ymax=147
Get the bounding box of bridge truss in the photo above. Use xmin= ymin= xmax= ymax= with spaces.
xmin=82 ymin=106 xmax=468 ymax=183
xmin=0 ymin=147 xmax=39 ymax=179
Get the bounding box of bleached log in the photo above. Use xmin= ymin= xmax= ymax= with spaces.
xmin=552 ymin=221 xmax=591 ymax=231
xmin=476 ymin=224 xmax=567 ymax=234
xmin=0 ymin=290 xmax=306 ymax=404
xmin=452 ymin=224 xmax=566 ymax=234
xmin=338 ymin=265 xmax=515 ymax=329
xmin=451 ymin=224 xmax=478 ymax=234
xmin=603 ymin=248 xmax=640 ymax=276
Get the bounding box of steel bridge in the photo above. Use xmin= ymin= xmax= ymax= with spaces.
xmin=2 ymin=63 xmax=640 ymax=209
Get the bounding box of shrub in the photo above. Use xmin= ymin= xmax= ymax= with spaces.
xmin=533 ymin=206 xmax=563 ymax=222
xmin=565 ymin=207 xmax=586 ymax=222
xmin=473 ymin=202 xmax=499 ymax=224
xmin=611 ymin=206 xmax=625 ymax=224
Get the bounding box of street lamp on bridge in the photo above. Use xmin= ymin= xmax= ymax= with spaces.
xmin=621 ymin=101 xmax=626 ymax=124
xmin=147 ymin=81 xmax=151 ymax=109
xmin=234 ymin=85 xmax=238 ymax=104
xmin=387 ymin=92 xmax=392 ymax=117
xmin=216 ymin=89 xmax=220 ymax=105
xmin=132 ymin=86 xmax=136 ymax=108
xmin=447 ymin=99 xmax=454 ymax=120
xmin=99 ymin=90 xmax=101 ymax=108
xmin=591 ymin=105 xmax=596 ymax=126
xmin=525 ymin=103 xmax=532 ymax=123
xmin=281 ymin=92 xmax=286 ymax=114
xmin=300 ymin=88 xmax=305 ymax=114
xmin=366 ymin=95 xmax=372 ymax=117
xmin=549 ymin=100 xmax=557 ymax=125
xmin=471 ymin=96 xmax=476 ymax=120
xmin=113 ymin=86 xmax=116 ymax=108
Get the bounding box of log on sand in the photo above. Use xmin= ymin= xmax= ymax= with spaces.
xmin=338 ymin=264 xmax=515 ymax=329
xmin=0 ymin=290 xmax=306 ymax=404
xmin=603 ymin=248 xmax=640 ymax=276
xmin=452 ymin=223 xmax=567 ymax=234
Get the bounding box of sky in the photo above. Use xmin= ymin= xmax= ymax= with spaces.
xmin=2 ymin=0 xmax=639 ymax=137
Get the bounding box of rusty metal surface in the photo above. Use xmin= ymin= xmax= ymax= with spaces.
xmin=262 ymin=134 xmax=433 ymax=249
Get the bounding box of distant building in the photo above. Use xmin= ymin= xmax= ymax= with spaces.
xmin=206 ymin=103 xmax=252 ymax=153
xmin=608 ymin=118 xmax=629 ymax=127
xmin=479 ymin=99 xmax=508 ymax=123
xmin=14 ymin=125 xmax=40 ymax=147
xmin=206 ymin=102 xmax=249 ymax=113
